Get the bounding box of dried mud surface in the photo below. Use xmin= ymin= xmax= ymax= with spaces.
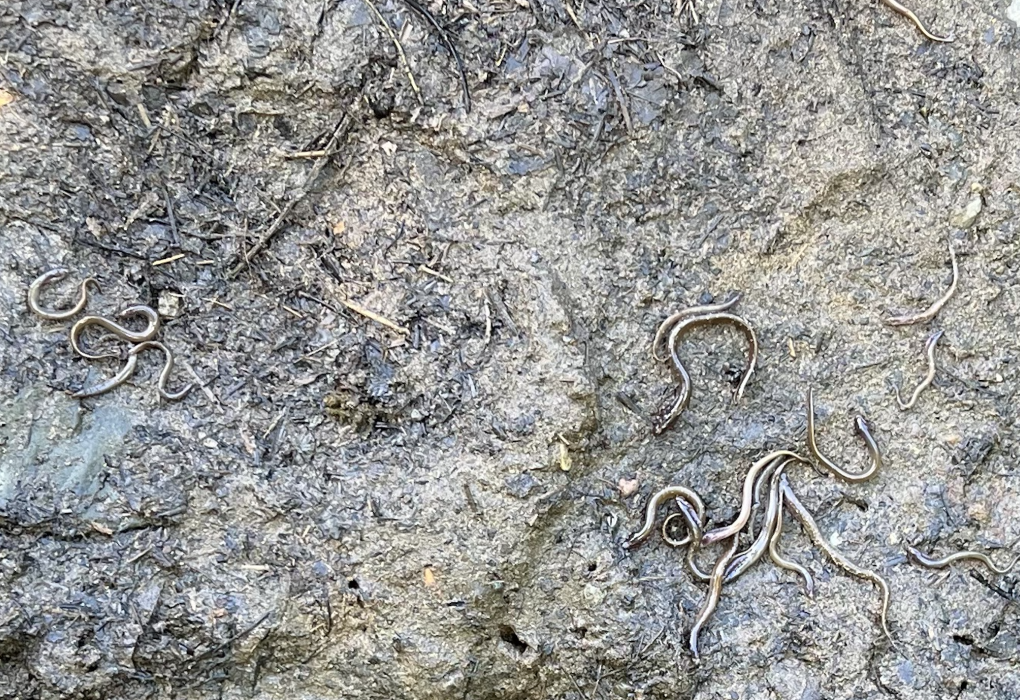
xmin=1 ymin=0 xmax=1019 ymax=698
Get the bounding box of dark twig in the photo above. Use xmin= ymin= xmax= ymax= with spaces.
xmin=228 ymin=114 xmax=353 ymax=278
xmin=362 ymin=0 xmax=424 ymax=104
xmin=73 ymin=231 xmax=148 ymax=260
xmin=402 ymin=0 xmax=471 ymax=113
xmin=189 ymin=610 xmax=274 ymax=665
xmin=164 ymin=187 xmax=181 ymax=246
xmin=970 ymin=572 xmax=1017 ymax=603
xmin=604 ymin=68 xmax=632 ymax=134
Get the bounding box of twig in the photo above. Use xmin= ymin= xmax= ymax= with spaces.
xmin=481 ymin=298 xmax=492 ymax=347
xmin=419 ymin=265 xmax=453 ymax=282
xmin=163 ymin=187 xmax=180 ymax=246
xmin=297 ymin=291 xmax=339 ymax=314
xmin=402 ymin=0 xmax=471 ymax=113
xmin=362 ymin=0 xmax=424 ymax=105
xmin=152 ymin=253 xmax=185 ymax=266
xmin=970 ymin=572 xmax=1017 ymax=602
xmin=605 ymin=68 xmax=633 ymax=134
xmin=677 ymin=0 xmax=698 ymax=22
xmin=338 ymin=297 xmax=409 ymax=335
xmin=563 ymin=666 xmax=590 ymax=700
xmin=73 ymin=232 xmax=147 ymax=260
xmin=189 ymin=610 xmax=273 ymax=665
xmin=178 ymin=356 xmax=221 ymax=409
xmin=228 ymin=115 xmax=353 ymax=278
xmin=136 ymin=103 xmax=153 ymax=129
xmin=614 ymin=392 xmax=649 ymax=422
xmin=562 ymin=0 xmax=582 ymax=29
xmin=282 ymin=149 xmax=328 ymax=159
xmin=299 ymin=339 xmax=339 ymax=361
xmin=635 ymin=625 xmax=666 ymax=656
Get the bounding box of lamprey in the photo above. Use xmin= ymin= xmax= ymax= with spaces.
xmin=886 ymin=243 xmax=958 ymax=325
xmin=896 ymin=329 xmax=943 ymax=410
xmin=748 ymin=454 xmax=780 ymax=540
xmin=71 ymin=354 xmax=139 ymax=399
xmin=906 ymin=544 xmax=1019 ymax=576
xmin=689 ymin=535 xmax=739 ymax=660
xmin=662 ymin=512 xmax=698 ymax=550
xmin=769 ymin=487 xmax=815 ymax=598
xmin=27 ymin=268 xmax=100 ymax=321
xmin=652 ymin=294 xmax=742 ymax=362
xmin=806 ymin=388 xmax=883 ymax=483
xmin=663 ymin=499 xmax=712 ymax=582
xmin=70 ymin=306 xmax=161 ymax=360
xmin=702 ymin=451 xmax=807 ymax=546
xmin=130 ymin=341 xmax=193 ymax=401
xmin=626 ymin=285 xmax=914 ymax=658
xmin=781 ymin=475 xmax=893 ymax=644
xmin=653 ymin=311 xmax=758 ymax=435
xmin=724 ymin=460 xmax=794 ymax=583
xmin=625 ymin=485 xmax=706 ymax=549
xmin=879 ymin=0 xmax=954 ymax=44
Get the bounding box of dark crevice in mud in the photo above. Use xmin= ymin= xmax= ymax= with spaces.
xmin=497 ymin=624 xmax=529 ymax=654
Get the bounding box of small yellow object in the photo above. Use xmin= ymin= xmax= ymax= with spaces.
xmin=90 ymin=521 xmax=113 ymax=535
xmin=152 ymin=253 xmax=185 ymax=266
xmin=423 ymin=566 xmax=436 ymax=587
xmin=0 ymin=90 xmax=14 ymax=108
xmin=559 ymin=442 xmax=572 ymax=472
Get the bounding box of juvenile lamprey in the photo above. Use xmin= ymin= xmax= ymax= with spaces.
xmin=71 ymin=353 xmax=139 ymax=399
xmin=625 ymin=485 xmax=706 ymax=549
xmin=666 ymin=312 xmax=757 ymax=392
xmin=879 ymin=0 xmax=954 ymax=43
xmin=662 ymin=496 xmax=707 ymax=553
xmin=27 ymin=268 xmax=100 ymax=321
xmin=896 ymin=329 xmax=943 ymax=410
xmin=652 ymin=294 xmax=742 ymax=362
xmin=701 ymin=450 xmax=807 ymax=546
xmin=724 ymin=460 xmax=795 ymax=583
xmin=906 ymin=544 xmax=1019 ymax=576
xmin=70 ymin=306 xmax=162 ymax=360
xmin=130 ymin=341 xmax=193 ymax=401
xmin=662 ymin=512 xmax=698 ymax=549
xmin=769 ymin=487 xmax=815 ymax=597
xmin=806 ymin=388 xmax=884 ymax=483
xmin=663 ymin=499 xmax=712 ymax=582
xmin=689 ymin=534 xmax=739 ymax=660
xmin=747 ymin=454 xmax=785 ymax=540
xmin=653 ymin=312 xmax=758 ymax=434
xmin=742 ymin=455 xmax=795 ymax=555
xmin=886 ymin=243 xmax=958 ymax=326
xmin=780 ymin=475 xmax=893 ymax=644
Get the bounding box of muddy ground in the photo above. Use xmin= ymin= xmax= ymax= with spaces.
xmin=1 ymin=0 xmax=1019 ymax=698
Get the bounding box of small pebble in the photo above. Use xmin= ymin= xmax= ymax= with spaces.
xmin=618 ymin=476 xmax=639 ymax=497
xmin=950 ymin=184 xmax=983 ymax=228
xmin=158 ymin=290 xmax=182 ymax=318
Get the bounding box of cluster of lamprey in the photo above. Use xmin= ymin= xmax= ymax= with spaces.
xmin=27 ymin=268 xmax=191 ymax=401
xmin=628 ymin=390 xmax=889 ymax=659
xmin=649 ymin=248 xmax=958 ymax=430
xmin=630 ymin=266 xmax=1016 ymax=659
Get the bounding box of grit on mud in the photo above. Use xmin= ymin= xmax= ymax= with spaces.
xmin=1 ymin=0 xmax=1019 ymax=698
